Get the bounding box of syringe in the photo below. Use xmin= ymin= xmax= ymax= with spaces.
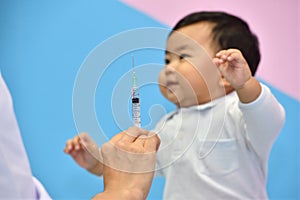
xmin=131 ymin=55 xmax=141 ymax=127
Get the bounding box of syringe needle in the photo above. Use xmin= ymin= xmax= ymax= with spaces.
xmin=132 ymin=54 xmax=134 ymax=69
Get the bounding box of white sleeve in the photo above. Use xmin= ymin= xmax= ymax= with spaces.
xmin=33 ymin=176 xmax=52 ymax=200
xmin=0 ymin=73 xmax=50 ymax=199
xmin=238 ymin=84 xmax=285 ymax=161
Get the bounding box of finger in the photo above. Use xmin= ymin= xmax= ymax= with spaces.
xmin=112 ymin=132 xmax=145 ymax=152
xmin=215 ymin=52 xmax=230 ymax=65
xmin=226 ymin=51 xmax=242 ymax=62
xmin=110 ymin=131 xmax=127 ymax=144
xmin=117 ymin=127 xmax=149 ymax=144
xmin=126 ymin=126 xmax=150 ymax=138
xmin=144 ymin=134 xmax=161 ymax=152
xmin=64 ymin=139 xmax=76 ymax=153
xmin=226 ymin=48 xmax=241 ymax=54
xmin=216 ymin=49 xmax=240 ymax=61
xmin=215 ymin=50 xmax=229 ymax=58
xmin=79 ymin=132 xmax=97 ymax=150
xmin=123 ymin=137 xmax=146 ymax=154
xmin=69 ymin=149 xmax=80 ymax=158
xmin=107 ymin=127 xmax=152 ymax=150
xmin=224 ymin=49 xmax=242 ymax=61
xmin=133 ymin=137 xmax=146 ymax=147
xmin=212 ymin=57 xmax=224 ymax=66
xmin=125 ymin=126 xmax=139 ymax=137
xmin=73 ymin=135 xmax=83 ymax=150
xmin=78 ymin=132 xmax=91 ymax=145
xmin=114 ymin=133 xmax=136 ymax=151
xmin=107 ymin=132 xmax=130 ymax=152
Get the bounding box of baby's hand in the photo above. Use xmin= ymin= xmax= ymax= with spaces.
xmin=64 ymin=133 xmax=102 ymax=175
xmin=213 ymin=49 xmax=252 ymax=90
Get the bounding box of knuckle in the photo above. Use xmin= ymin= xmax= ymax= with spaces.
xmin=129 ymin=145 xmax=144 ymax=153
xmin=117 ymin=140 xmax=126 ymax=149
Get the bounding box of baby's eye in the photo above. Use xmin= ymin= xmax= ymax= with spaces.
xmin=179 ymin=54 xmax=190 ymax=60
xmin=165 ymin=58 xmax=170 ymax=65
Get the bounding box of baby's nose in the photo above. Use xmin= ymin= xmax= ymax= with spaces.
xmin=164 ymin=64 xmax=177 ymax=75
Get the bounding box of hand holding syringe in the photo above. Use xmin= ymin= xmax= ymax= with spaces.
xmin=131 ymin=55 xmax=141 ymax=127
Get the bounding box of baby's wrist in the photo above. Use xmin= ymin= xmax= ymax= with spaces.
xmin=236 ymin=77 xmax=254 ymax=91
xmin=233 ymin=75 xmax=252 ymax=91
xmin=236 ymin=77 xmax=261 ymax=103
xmin=87 ymin=161 xmax=103 ymax=176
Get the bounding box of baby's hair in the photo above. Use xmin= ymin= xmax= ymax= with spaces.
xmin=172 ymin=11 xmax=260 ymax=76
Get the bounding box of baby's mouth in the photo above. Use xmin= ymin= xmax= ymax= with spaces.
xmin=166 ymin=81 xmax=179 ymax=89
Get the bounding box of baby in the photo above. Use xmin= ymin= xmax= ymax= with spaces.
xmin=65 ymin=11 xmax=285 ymax=199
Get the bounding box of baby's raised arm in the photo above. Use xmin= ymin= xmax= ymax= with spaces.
xmin=214 ymin=48 xmax=285 ymax=161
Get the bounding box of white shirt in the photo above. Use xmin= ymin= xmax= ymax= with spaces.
xmin=0 ymin=72 xmax=51 ymax=199
xmin=154 ymin=84 xmax=285 ymax=200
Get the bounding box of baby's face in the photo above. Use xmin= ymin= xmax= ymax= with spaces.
xmin=159 ymin=22 xmax=223 ymax=107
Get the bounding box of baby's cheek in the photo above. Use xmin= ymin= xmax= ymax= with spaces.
xmin=159 ymin=85 xmax=167 ymax=98
xmin=158 ymin=71 xmax=166 ymax=86
xmin=158 ymin=71 xmax=166 ymax=94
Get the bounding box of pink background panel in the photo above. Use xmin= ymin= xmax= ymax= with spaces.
xmin=121 ymin=0 xmax=300 ymax=100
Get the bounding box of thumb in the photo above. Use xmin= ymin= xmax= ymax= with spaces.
xmin=79 ymin=132 xmax=93 ymax=145
xmin=144 ymin=134 xmax=160 ymax=152
xmin=79 ymin=132 xmax=99 ymax=152
xmin=212 ymin=57 xmax=222 ymax=67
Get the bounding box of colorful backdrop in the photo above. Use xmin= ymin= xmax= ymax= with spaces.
xmin=0 ymin=0 xmax=299 ymax=199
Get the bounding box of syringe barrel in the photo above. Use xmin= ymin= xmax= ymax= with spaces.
xmin=132 ymin=87 xmax=141 ymax=127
